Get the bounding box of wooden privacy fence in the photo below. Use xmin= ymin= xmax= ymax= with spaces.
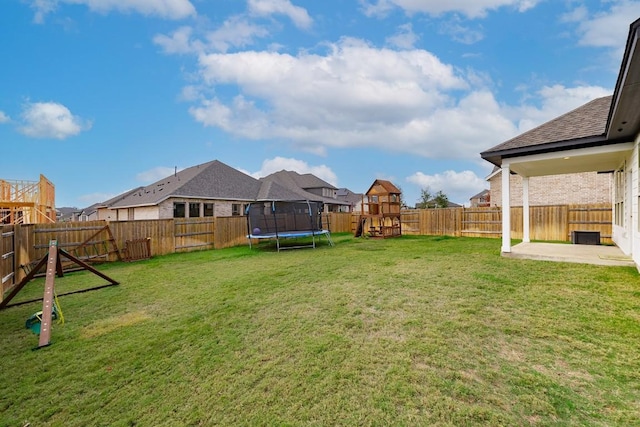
xmin=0 ymin=204 xmax=613 ymax=302
xmin=399 ymin=204 xmax=612 ymax=244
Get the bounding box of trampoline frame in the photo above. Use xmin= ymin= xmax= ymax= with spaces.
xmin=246 ymin=200 xmax=334 ymax=251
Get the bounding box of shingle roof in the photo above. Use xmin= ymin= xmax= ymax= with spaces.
xmin=110 ymin=160 xmax=261 ymax=208
xmin=469 ymin=189 xmax=490 ymax=200
xmin=262 ymin=170 xmax=337 ymax=190
xmin=260 ymin=170 xmax=348 ymax=205
xmin=482 ymin=95 xmax=612 ymax=156
xmin=336 ymin=188 xmax=363 ymax=205
xmin=366 ymin=179 xmax=401 ymax=195
xmin=255 ymin=180 xmax=310 ymax=201
xmin=98 ymin=160 xmax=350 ymax=210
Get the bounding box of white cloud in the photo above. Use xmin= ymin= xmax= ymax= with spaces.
xmin=248 ymin=0 xmax=313 ymax=30
xmin=406 ymin=170 xmax=487 ymax=205
xmin=189 ymin=38 xmax=509 ymax=159
xmin=155 ymin=18 xmax=269 ymax=55
xmin=572 ymin=1 xmax=640 ymax=50
xmin=166 ymin=28 xmax=610 ymax=163
xmin=136 ymin=166 xmax=183 ymax=183
xmin=30 ymin=0 xmax=196 ymax=22
xmin=251 ymin=157 xmax=338 ymax=186
xmin=30 ymin=0 xmax=57 ymax=23
xmin=386 ymin=23 xmax=419 ymax=49
xmin=154 ymin=26 xmax=202 ymax=54
xmin=512 ymin=84 xmax=612 ymax=133
xmin=18 ymin=102 xmax=91 ymax=139
xmin=0 ymin=111 xmax=10 ymax=123
xmin=360 ymin=0 xmax=540 ymax=19
xmin=205 ymin=16 xmax=270 ymax=52
xmin=179 ymin=85 xmax=202 ymax=101
xmin=439 ymin=19 xmax=484 ymax=44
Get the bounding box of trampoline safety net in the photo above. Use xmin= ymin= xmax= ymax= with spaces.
xmin=245 ymin=200 xmax=334 ymax=251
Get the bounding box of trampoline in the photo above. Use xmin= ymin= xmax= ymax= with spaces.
xmin=246 ymin=200 xmax=334 ymax=251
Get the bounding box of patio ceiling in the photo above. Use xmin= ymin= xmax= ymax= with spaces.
xmin=505 ymin=142 xmax=635 ymax=177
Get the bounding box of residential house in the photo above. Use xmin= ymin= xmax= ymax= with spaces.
xmin=486 ymin=166 xmax=611 ymax=207
xmin=469 ymin=189 xmax=490 ymax=207
xmin=56 ymin=207 xmax=82 ymax=222
xmin=480 ymin=17 xmax=640 ymax=270
xmin=94 ymin=160 xmax=347 ymax=221
xmin=80 ymin=187 xmax=145 ymax=221
xmin=259 ymin=170 xmax=352 ymax=212
xmin=335 ymin=188 xmax=363 ymax=212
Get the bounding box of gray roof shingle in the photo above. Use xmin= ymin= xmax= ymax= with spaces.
xmin=110 ymin=160 xmax=261 ymax=208
xmin=97 ymin=160 xmax=349 ymax=210
xmin=260 ymin=170 xmax=348 ymax=205
xmin=482 ymin=95 xmax=612 ymax=156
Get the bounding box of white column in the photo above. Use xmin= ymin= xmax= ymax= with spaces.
xmin=501 ymin=163 xmax=511 ymax=253
xmin=522 ymin=176 xmax=530 ymax=243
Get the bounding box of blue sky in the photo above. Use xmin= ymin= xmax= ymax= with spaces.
xmin=2 ymin=0 xmax=639 ymax=208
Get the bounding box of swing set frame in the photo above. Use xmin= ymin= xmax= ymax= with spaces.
xmin=0 ymin=239 xmax=119 ymax=348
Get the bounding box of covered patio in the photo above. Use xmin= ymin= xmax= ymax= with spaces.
xmin=482 ymin=19 xmax=640 ymax=271
xmin=481 ymin=95 xmax=635 ymax=270
xmin=504 ymin=242 xmax=635 ymax=268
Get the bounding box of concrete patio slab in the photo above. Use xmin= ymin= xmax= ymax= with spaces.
xmin=503 ymin=242 xmax=636 ymax=268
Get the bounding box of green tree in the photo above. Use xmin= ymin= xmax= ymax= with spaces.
xmin=416 ymin=187 xmax=449 ymax=209
xmin=416 ymin=187 xmax=433 ymax=209
xmin=433 ymin=190 xmax=449 ymax=208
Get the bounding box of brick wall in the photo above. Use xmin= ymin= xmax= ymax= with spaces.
xmin=489 ymin=171 xmax=612 ymax=206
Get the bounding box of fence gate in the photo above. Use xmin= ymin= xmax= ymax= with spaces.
xmin=1 ymin=226 xmax=16 ymax=295
xmin=174 ymin=218 xmax=215 ymax=252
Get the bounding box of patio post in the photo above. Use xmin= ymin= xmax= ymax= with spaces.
xmin=522 ymin=176 xmax=530 ymax=243
xmin=501 ymin=163 xmax=511 ymax=253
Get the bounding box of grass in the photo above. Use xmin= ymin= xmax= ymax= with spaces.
xmin=1 ymin=234 xmax=639 ymax=426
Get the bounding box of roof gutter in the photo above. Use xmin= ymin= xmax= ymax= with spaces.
xmin=108 ymin=194 xmax=257 ymax=210
xmin=606 ymin=18 xmax=640 ymax=140
xmin=480 ymin=134 xmax=612 ymax=167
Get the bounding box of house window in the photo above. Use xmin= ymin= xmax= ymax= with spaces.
xmin=189 ymin=202 xmax=200 ymax=218
xmin=614 ymin=168 xmax=625 ymax=227
xmin=232 ymin=204 xmax=242 ymax=216
xmin=173 ymin=202 xmax=186 ymax=218
xmin=204 ymin=203 xmax=214 ymax=217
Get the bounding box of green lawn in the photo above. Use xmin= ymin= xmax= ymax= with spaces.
xmin=1 ymin=234 xmax=639 ymax=426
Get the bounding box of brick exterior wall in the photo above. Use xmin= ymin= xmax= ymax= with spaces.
xmin=489 ymin=171 xmax=612 ymax=206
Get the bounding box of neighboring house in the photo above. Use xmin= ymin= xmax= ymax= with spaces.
xmin=480 ymin=17 xmax=640 ymax=269
xmin=335 ymin=188 xmax=364 ymax=212
xmin=469 ymin=189 xmax=490 ymax=207
xmin=80 ymin=187 xmax=145 ymax=221
xmin=56 ymin=207 xmax=82 ymax=222
xmin=93 ymin=160 xmax=345 ymax=221
xmin=486 ymin=167 xmax=612 ymax=206
xmin=442 ymin=200 xmax=463 ymax=208
xmin=419 ymin=199 xmax=462 ymax=209
xmin=260 ymin=170 xmax=352 ymax=212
